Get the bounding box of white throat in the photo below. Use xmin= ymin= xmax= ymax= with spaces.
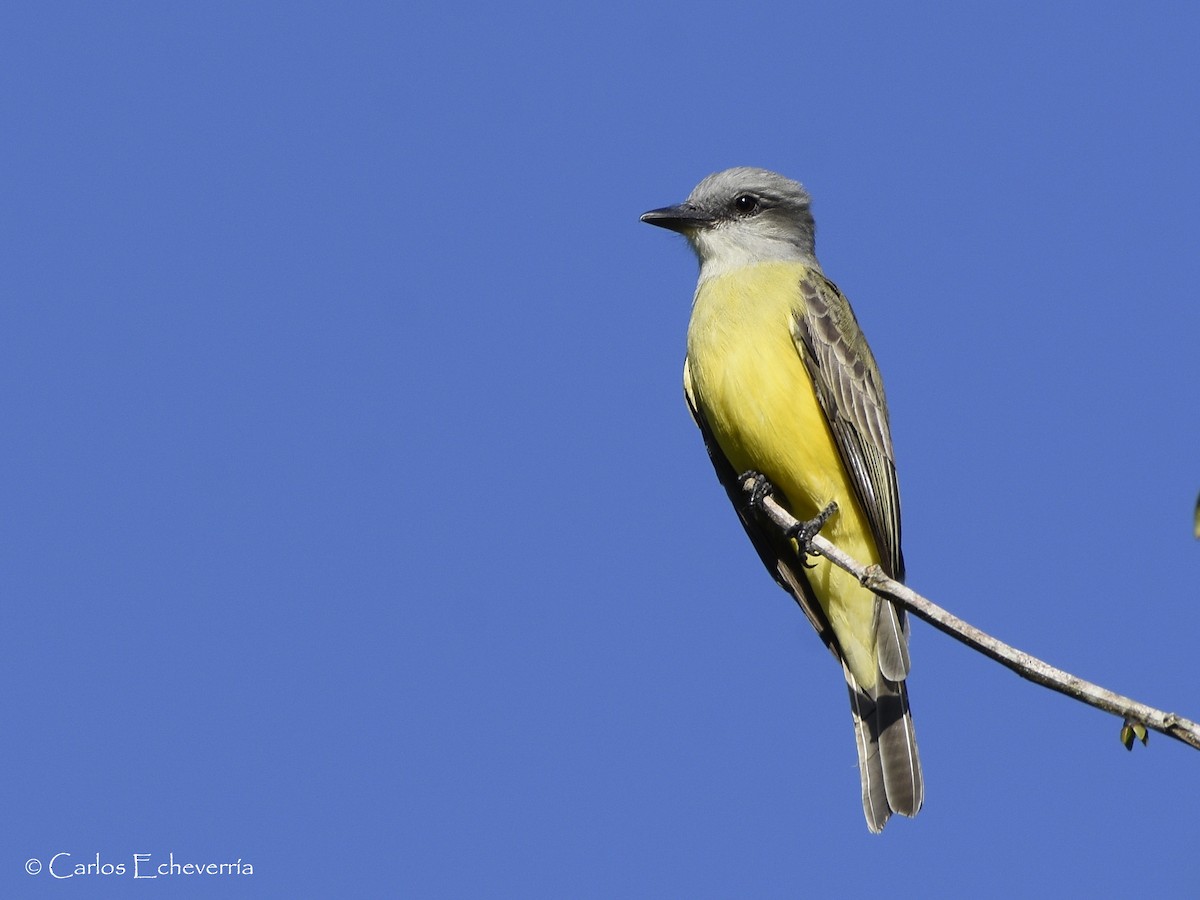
xmin=690 ymin=223 xmax=818 ymax=283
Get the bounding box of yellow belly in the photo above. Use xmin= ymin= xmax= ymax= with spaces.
xmin=686 ymin=262 xmax=883 ymax=688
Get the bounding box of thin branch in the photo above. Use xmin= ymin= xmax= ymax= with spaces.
xmin=744 ymin=480 xmax=1200 ymax=752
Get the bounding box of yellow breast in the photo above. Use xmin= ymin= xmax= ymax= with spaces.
xmin=685 ymin=261 xmax=883 ymax=687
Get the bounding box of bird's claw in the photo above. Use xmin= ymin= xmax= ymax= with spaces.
xmin=739 ymin=470 xmax=776 ymax=510
xmin=787 ymin=501 xmax=838 ymax=566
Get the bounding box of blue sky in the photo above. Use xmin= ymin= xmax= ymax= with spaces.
xmin=5 ymin=2 xmax=1200 ymax=897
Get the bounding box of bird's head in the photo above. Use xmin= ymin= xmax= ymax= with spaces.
xmin=641 ymin=167 xmax=818 ymax=279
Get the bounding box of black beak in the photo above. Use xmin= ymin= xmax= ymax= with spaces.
xmin=639 ymin=203 xmax=714 ymax=234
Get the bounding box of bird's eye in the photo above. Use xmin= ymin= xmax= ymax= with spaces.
xmin=734 ymin=194 xmax=759 ymax=214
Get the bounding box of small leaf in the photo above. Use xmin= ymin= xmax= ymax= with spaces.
xmin=1121 ymin=718 xmax=1149 ymax=750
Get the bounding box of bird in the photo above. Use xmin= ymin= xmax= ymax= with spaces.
xmin=641 ymin=167 xmax=922 ymax=832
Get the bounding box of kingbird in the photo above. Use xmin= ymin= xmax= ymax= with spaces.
xmin=642 ymin=168 xmax=923 ymax=832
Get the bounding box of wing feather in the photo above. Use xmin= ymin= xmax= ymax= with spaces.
xmin=789 ymin=273 xmax=903 ymax=579
xmin=790 ymin=272 xmax=910 ymax=679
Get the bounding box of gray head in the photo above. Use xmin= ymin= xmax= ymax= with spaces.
xmin=641 ymin=167 xmax=818 ymax=277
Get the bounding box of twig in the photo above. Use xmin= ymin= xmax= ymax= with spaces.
xmin=744 ymin=481 xmax=1200 ymax=752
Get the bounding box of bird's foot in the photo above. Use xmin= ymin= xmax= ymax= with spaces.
xmin=739 ymin=470 xmax=776 ymax=510
xmin=786 ymin=501 xmax=838 ymax=567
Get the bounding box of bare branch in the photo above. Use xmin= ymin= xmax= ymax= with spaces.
xmin=743 ymin=479 xmax=1200 ymax=752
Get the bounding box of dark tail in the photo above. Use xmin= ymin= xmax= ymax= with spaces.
xmin=845 ymin=665 xmax=923 ymax=833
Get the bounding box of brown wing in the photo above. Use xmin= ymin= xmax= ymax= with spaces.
xmin=789 ymin=271 xmax=904 ymax=581
xmin=789 ymin=271 xmax=912 ymax=681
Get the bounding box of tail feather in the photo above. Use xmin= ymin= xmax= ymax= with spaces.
xmin=874 ymin=597 xmax=911 ymax=681
xmin=846 ymin=673 xmax=892 ymax=833
xmin=876 ymin=677 xmax=923 ymax=816
xmin=844 ymin=663 xmax=923 ymax=831
xmin=771 ymin=548 xmax=922 ymax=829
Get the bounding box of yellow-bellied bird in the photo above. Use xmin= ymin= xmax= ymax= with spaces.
xmin=642 ymin=168 xmax=922 ymax=831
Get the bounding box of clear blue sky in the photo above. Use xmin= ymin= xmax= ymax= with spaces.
xmin=5 ymin=3 xmax=1199 ymax=897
